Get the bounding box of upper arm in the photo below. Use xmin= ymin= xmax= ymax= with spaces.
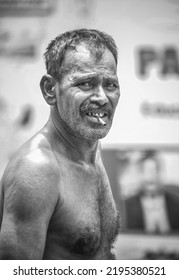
xmin=0 ymin=158 xmax=59 ymax=259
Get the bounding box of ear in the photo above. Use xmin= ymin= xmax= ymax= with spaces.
xmin=40 ymin=74 xmax=57 ymax=105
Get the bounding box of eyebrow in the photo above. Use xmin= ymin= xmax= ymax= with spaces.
xmin=71 ymin=73 xmax=99 ymax=83
xmin=71 ymin=72 xmax=118 ymax=83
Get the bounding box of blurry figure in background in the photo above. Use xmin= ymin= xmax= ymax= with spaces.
xmin=124 ymin=151 xmax=179 ymax=233
xmin=0 ymin=96 xmax=34 ymax=179
xmin=17 ymin=105 xmax=34 ymax=129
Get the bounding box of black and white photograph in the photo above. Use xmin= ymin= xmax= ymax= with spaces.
xmin=0 ymin=0 xmax=179 ymax=271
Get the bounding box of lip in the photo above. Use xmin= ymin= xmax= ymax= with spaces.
xmin=84 ymin=111 xmax=108 ymax=125
xmin=85 ymin=111 xmax=108 ymax=118
xmin=80 ymin=104 xmax=112 ymax=125
xmin=81 ymin=108 xmax=109 ymax=116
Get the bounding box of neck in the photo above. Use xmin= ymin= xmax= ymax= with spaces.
xmin=46 ymin=107 xmax=100 ymax=164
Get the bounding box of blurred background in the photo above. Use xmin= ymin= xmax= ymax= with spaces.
xmin=0 ymin=0 xmax=179 ymax=259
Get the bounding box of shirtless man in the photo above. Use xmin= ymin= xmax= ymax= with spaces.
xmin=0 ymin=29 xmax=120 ymax=259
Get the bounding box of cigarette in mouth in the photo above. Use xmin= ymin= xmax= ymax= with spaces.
xmin=97 ymin=116 xmax=106 ymax=125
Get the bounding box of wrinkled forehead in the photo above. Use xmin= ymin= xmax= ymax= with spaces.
xmin=60 ymin=43 xmax=117 ymax=76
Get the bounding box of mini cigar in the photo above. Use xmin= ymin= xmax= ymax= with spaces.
xmin=97 ymin=116 xmax=106 ymax=125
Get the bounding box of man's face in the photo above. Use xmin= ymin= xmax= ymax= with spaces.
xmin=54 ymin=44 xmax=120 ymax=141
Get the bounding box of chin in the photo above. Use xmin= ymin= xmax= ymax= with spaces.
xmin=72 ymin=121 xmax=112 ymax=141
xmin=81 ymin=128 xmax=110 ymax=141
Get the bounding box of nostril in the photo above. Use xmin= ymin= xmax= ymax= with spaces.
xmin=90 ymin=94 xmax=108 ymax=106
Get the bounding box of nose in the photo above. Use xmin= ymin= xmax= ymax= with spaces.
xmin=90 ymin=86 xmax=108 ymax=106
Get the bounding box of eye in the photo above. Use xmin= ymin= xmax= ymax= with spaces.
xmin=105 ymin=82 xmax=118 ymax=91
xmin=77 ymin=81 xmax=93 ymax=91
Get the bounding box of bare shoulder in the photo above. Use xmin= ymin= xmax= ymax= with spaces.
xmin=1 ymin=131 xmax=60 ymax=220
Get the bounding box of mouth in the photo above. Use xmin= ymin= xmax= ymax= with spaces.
xmin=85 ymin=111 xmax=107 ymax=125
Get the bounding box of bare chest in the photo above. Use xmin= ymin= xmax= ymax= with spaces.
xmin=47 ymin=162 xmax=119 ymax=258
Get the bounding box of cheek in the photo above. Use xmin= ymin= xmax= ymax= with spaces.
xmin=115 ymin=90 xmax=121 ymax=104
xmin=110 ymin=93 xmax=120 ymax=113
xmin=57 ymin=95 xmax=71 ymax=112
xmin=60 ymin=97 xmax=81 ymax=120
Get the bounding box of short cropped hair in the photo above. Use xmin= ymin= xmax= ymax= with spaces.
xmin=44 ymin=28 xmax=118 ymax=80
